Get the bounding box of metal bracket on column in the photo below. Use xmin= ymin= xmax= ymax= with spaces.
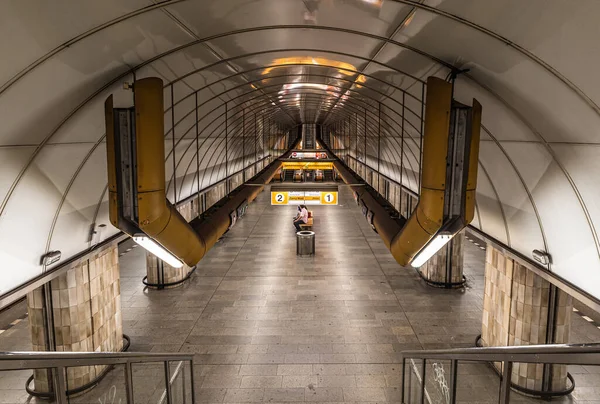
xmin=542 ymin=284 xmax=559 ymax=393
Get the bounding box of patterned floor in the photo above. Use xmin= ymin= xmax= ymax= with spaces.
xmin=0 ymin=185 xmax=599 ymax=403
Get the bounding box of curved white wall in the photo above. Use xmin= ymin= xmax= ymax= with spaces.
xmin=1 ymin=0 xmax=599 ymax=301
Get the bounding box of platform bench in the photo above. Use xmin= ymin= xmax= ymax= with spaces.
xmin=299 ymin=211 xmax=314 ymax=230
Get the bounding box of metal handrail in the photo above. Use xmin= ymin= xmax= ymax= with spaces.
xmin=0 ymin=351 xmax=194 ymax=368
xmin=0 ymin=351 xmax=195 ymax=404
xmin=402 ymin=343 xmax=600 ymax=365
xmin=401 ymin=343 xmax=600 ymax=403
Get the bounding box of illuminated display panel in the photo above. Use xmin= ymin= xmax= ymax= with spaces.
xmin=290 ymin=151 xmax=328 ymax=159
xmin=271 ymin=191 xmax=338 ymax=205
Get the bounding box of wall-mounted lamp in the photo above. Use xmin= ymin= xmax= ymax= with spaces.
xmin=40 ymin=250 xmax=61 ymax=266
xmin=411 ymin=233 xmax=453 ymax=268
xmin=133 ymin=234 xmax=183 ymax=268
xmin=532 ymin=249 xmax=552 ymax=266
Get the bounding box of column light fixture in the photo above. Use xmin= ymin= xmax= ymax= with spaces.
xmin=411 ymin=233 xmax=453 ymax=268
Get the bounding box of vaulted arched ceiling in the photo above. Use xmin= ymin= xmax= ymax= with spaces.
xmin=1 ymin=0 xmax=600 ymax=301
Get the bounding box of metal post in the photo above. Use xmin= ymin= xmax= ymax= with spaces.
xmin=377 ymin=102 xmax=381 ymax=194
xmin=420 ymin=359 xmax=426 ymax=404
xmin=338 ymin=121 xmax=343 ymax=161
xmin=340 ymin=121 xmax=342 ymax=155
xmin=407 ymin=360 xmax=413 ymax=404
xmin=164 ymin=361 xmax=173 ymax=404
xmin=124 ymin=362 xmax=134 ymax=404
xmin=41 ymin=281 xmax=56 ymax=395
xmin=445 ymin=240 xmax=453 ymax=288
xmin=189 ymin=359 xmax=197 ymax=404
xmin=243 ymin=108 xmax=246 ymax=181
xmin=400 ymin=92 xmax=405 ymax=191
xmin=195 ymin=92 xmax=200 ymax=214
xmin=171 ymin=85 xmax=177 ymax=203
xmin=449 ymin=359 xmax=458 ymax=404
xmin=347 ymin=116 xmax=351 ymax=159
xmin=334 ymin=123 xmax=336 ymax=150
xmin=364 ymin=108 xmax=367 ymax=165
xmin=419 ymin=83 xmax=425 ymax=191
xmin=543 ymin=285 xmax=559 ymax=392
xmin=343 ymin=118 xmax=346 ymax=158
xmin=54 ymin=367 xmax=68 ymax=404
xmin=346 ymin=121 xmax=349 ymax=158
xmin=182 ymin=364 xmax=187 ymax=404
xmin=225 ymin=103 xmax=229 ymax=193
xmin=401 ymin=358 xmax=406 ymax=404
xmin=157 ymin=258 xmax=164 ymax=289
xmin=355 ymin=112 xmax=358 ymax=159
xmin=340 ymin=122 xmax=342 ymax=155
xmin=255 ymin=113 xmax=258 ymax=168
xmin=499 ymin=361 xmax=513 ymax=404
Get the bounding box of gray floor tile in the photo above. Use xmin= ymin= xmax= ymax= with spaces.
xmin=1 ymin=186 xmax=599 ymax=404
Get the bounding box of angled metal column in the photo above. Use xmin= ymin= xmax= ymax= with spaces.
xmin=225 ymin=102 xmax=229 ymax=193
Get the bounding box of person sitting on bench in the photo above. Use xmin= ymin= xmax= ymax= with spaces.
xmin=293 ymin=205 xmax=301 ymax=222
xmin=294 ymin=204 xmax=308 ymax=232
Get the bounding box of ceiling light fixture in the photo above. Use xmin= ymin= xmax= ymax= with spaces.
xmin=263 ymin=58 xmax=358 ymax=77
xmin=362 ymin=0 xmax=383 ymax=6
xmin=284 ymin=83 xmax=331 ymax=91
xmin=133 ymin=234 xmax=184 ymax=268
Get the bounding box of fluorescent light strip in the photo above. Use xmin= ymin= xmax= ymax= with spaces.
xmin=133 ymin=235 xmax=184 ymax=268
xmin=285 ymin=83 xmax=330 ymax=91
xmin=582 ymin=316 xmax=594 ymax=322
xmin=411 ymin=234 xmax=453 ymax=268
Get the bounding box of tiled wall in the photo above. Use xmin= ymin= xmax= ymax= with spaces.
xmin=206 ymin=182 xmax=226 ymax=208
xmin=481 ymin=246 xmax=572 ymax=391
xmin=420 ymin=231 xmax=465 ymax=285
xmin=245 ymin=165 xmax=255 ymax=180
xmin=229 ymin=173 xmax=244 ymax=192
xmin=27 ymin=243 xmax=123 ymax=392
xmin=146 ymin=201 xmax=195 ymax=288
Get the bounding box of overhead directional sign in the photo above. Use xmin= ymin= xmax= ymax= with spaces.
xmin=290 ymin=151 xmax=328 ymax=159
xmin=271 ymin=191 xmax=338 ymax=205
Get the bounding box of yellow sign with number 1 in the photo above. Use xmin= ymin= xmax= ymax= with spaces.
xmin=320 ymin=192 xmax=338 ymax=205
